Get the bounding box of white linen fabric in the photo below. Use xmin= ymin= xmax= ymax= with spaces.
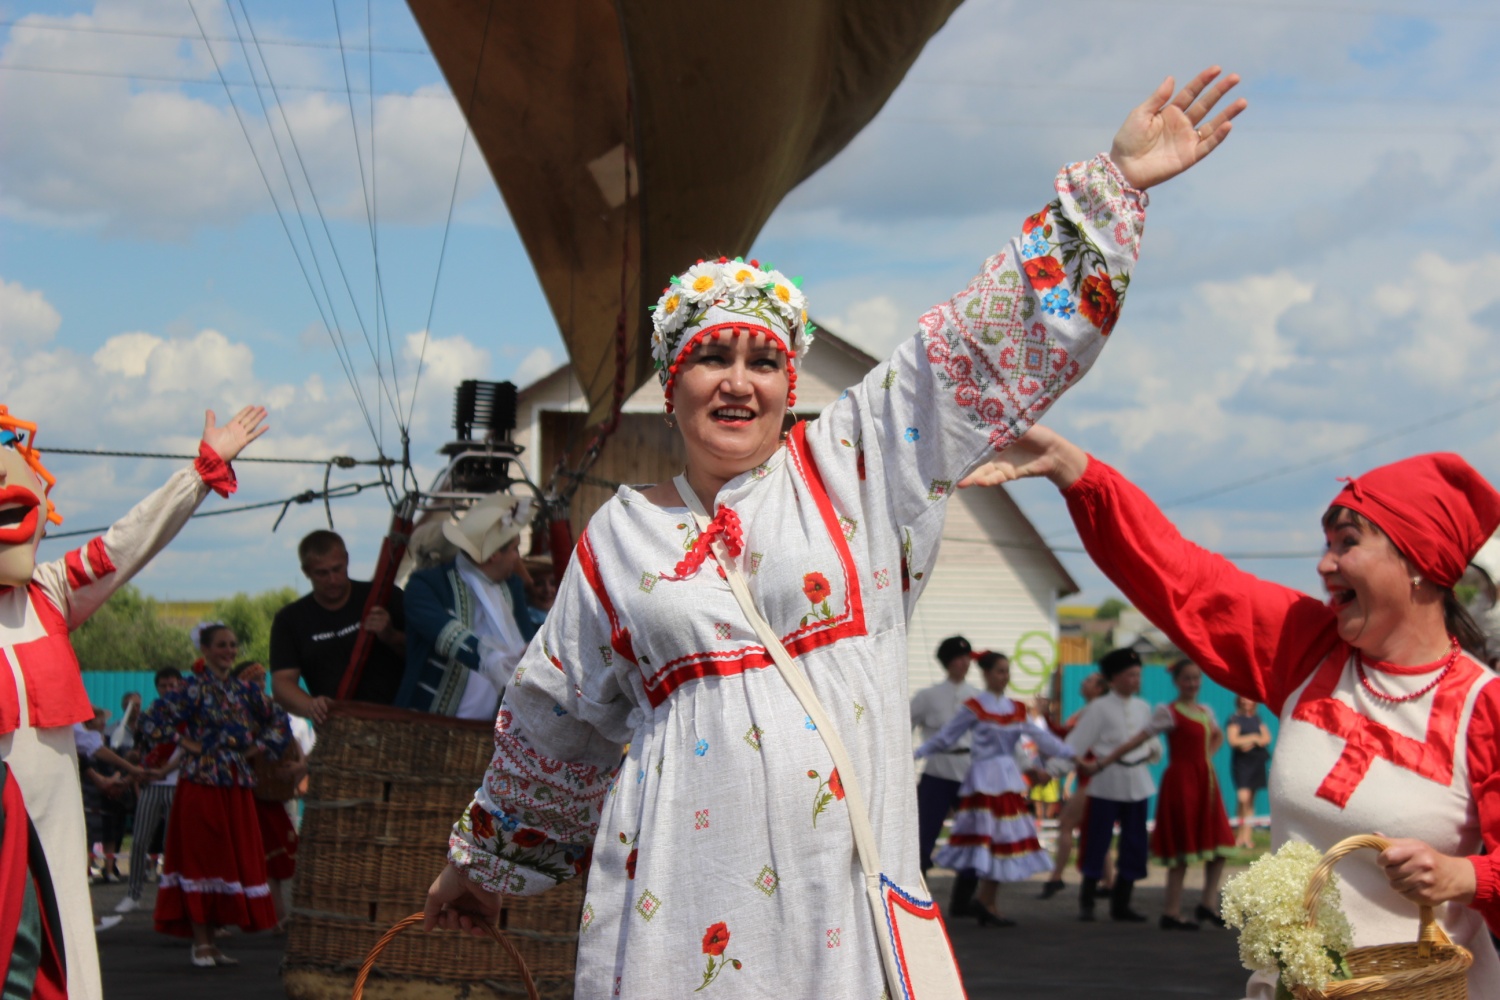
xmin=909 ymin=679 xmax=982 ymax=782
xmin=447 ymin=156 xmax=1147 ymax=998
xmin=1065 ymin=691 xmax=1161 ymax=801
xmin=1241 ymin=653 xmax=1500 ymax=1000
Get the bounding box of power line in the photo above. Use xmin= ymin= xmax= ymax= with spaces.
xmin=0 ymin=19 xmax=429 ymax=52
xmin=40 ymin=447 xmax=391 ymax=467
xmin=36 ymin=479 xmax=388 ymax=542
xmin=0 ymin=63 xmax=450 ymax=96
xmin=1161 ymin=387 xmax=1500 ymax=508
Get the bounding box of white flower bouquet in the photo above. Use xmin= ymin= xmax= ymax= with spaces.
xmin=1221 ymin=839 xmax=1355 ymax=1000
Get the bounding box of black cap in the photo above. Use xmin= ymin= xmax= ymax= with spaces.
xmin=936 ymin=636 xmax=973 ymax=666
xmin=1099 ymin=647 xmax=1143 ymax=679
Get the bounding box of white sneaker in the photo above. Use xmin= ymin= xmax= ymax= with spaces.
xmin=95 ymin=915 xmax=123 ymax=933
xmin=113 ymin=896 xmax=140 ymax=914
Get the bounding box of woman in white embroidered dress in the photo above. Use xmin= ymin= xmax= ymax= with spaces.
xmin=915 ymin=651 xmax=1073 ymax=927
xmin=962 ymin=424 xmax=1500 ymax=998
xmin=424 ymin=69 xmax=1245 ymax=997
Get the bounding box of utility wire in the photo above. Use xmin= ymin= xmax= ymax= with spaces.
xmin=0 ymin=19 xmax=429 ymax=51
xmin=185 ymin=0 xmax=382 ymax=452
xmin=0 ymin=63 xmax=449 ymax=95
xmin=37 ymin=479 xmax=388 ymax=542
xmin=1161 ymin=387 xmax=1500 ymax=508
xmin=39 ymin=447 xmax=391 ymax=467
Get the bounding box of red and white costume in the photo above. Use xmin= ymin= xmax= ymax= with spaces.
xmin=0 ymin=445 xmax=234 ymax=999
xmin=1065 ymin=457 xmax=1500 ymax=998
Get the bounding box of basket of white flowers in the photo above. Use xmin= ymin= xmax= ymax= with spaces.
xmin=1222 ymin=834 xmax=1471 ymax=1000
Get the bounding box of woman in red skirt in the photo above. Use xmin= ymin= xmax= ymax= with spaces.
xmin=1091 ymin=658 xmax=1234 ymax=930
xmin=231 ymin=659 xmax=304 ymax=931
xmin=140 ymin=625 xmax=289 ymax=966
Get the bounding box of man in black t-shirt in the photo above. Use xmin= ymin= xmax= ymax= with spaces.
xmin=270 ymin=530 xmax=406 ymax=722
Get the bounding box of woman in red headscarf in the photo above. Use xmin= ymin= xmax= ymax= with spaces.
xmin=962 ymin=426 xmax=1500 ymax=999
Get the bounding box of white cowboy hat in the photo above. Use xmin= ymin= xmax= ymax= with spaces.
xmin=442 ymin=491 xmax=535 ymax=564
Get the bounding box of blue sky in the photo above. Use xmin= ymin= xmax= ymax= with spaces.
xmin=4 ymin=0 xmax=1500 ymax=605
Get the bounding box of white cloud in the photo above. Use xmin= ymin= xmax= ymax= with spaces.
xmin=0 ymin=2 xmax=497 ymax=237
xmin=511 ymin=346 xmax=557 ymax=387
xmin=0 ymin=278 xmax=62 ymax=344
xmin=819 ymin=295 xmax=905 ymax=360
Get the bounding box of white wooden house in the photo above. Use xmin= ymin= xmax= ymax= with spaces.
xmin=511 ymin=328 xmax=1078 ymax=699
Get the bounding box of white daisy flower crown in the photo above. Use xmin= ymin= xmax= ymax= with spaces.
xmin=650 ymin=256 xmax=817 ymax=411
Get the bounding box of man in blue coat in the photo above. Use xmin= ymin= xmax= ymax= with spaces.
xmin=396 ymin=492 xmax=539 ymax=719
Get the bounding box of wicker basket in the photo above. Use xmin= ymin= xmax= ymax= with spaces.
xmin=1292 ymin=835 xmax=1471 ymax=1000
xmin=283 ymin=702 xmax=586 ymax=999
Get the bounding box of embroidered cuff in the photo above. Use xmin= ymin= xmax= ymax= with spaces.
xmin=195 ymin=441 xmax=237 ymax=498
xmin=448 ymin=826 xmax=556 ymax=898
xmin=1094 ymin=153 xmax=1150 ymax=211
xmin=1468 ymin=854 xmax=1500 ymax=909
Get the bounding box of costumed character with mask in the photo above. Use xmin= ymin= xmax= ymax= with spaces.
xmin=0 ymin=403 xmax=266 ymax=1000
xmin=396 ymin=492 xmax=539 ymax=720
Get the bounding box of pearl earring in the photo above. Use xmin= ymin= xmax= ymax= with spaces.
xmin=1411 ymin=576 xmax=1422 ymax=588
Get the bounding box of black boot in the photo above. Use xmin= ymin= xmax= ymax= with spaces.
xmin=948 ymin=871 xmax=979 ymax=918
xmin=1110 ymin=880 xmax=1147 ymax=923
xmin=1079 ymin=877 xmax=1098 ymax=922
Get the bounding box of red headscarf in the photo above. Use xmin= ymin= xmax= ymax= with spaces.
xmin=1329 ymin=452 xmax=1500 ymax=589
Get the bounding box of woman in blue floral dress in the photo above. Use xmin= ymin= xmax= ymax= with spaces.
xmin=140 ymin=624 xmax=290 ymax=967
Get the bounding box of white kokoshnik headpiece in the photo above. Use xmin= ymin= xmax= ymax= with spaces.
xmin=650 ymin=256 xmax=817 ymax=412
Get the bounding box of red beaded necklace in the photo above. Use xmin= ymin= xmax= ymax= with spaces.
xmin=1355 ymin=637 xmax=1461 ymax=705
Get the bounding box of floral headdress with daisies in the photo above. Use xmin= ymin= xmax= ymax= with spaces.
xmin=650 ymin=256 xmax=817 ymax=412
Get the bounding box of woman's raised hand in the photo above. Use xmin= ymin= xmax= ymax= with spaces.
xmin=1110 ymin=66 xmax=1247 ymax=191
xmin=957 ymin=425 xmax=1088 ymax=491
xmin=200 ymin=405 xmax=269 ymax=464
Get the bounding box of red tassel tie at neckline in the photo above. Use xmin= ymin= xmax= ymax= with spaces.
xmin=661 ymin=504 xmax=744 ymax=581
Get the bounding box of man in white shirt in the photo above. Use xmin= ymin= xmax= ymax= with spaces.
xmin=909 ymin=635 xmax=981 ymax=916
xmin=1066 ymin=647 xmax=1160 ymax=923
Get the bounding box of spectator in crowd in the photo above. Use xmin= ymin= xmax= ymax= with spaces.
xmin=1068 ymin=648 xmax=1161 ymax=923
xmin=233 ymin=660 xmax=304 ymax=931
xmin=270 ymin=530 xmax=406 ymax=723
xmin=1091 ymin=658 xmax=1236 ymax=930
xmin=1028 ymin=696 xmax=1063 ymax=822
xmin=74 ymin=708 xmax=143 ymax=884
xmin=116 ymin=667 xmax=187 ymax=915
xmin=1039 ymin=671 xmax=1113 ymax=899
xmin=397 ymin=493 xmax=539 ymax=719
xmin=523 ymin=558 xmax=557 ymax=628
xmin=109 ymin=692 xmax=142 ymax=754
xmin=1225 ymin=695 xmax=1272 ymax=850
xmin=910 ymin=635 xmax=982 ymax=917
xmin=141 ymin=624 xmax=290 ymax=967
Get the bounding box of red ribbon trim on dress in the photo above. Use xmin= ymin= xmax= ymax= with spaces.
xmin=1290 ymin=649 xmax=1481 ymax=808
xmin=660 ymin=504 xmax=744 ymax=581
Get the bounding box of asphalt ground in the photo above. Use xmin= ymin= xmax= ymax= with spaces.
xmin=94 ymin=861 xmax=1252 ymax=999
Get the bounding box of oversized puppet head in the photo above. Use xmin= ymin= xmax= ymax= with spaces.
xmin=0 ymin=406 xmax=62 ymax=588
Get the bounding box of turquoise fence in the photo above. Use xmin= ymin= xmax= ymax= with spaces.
xmin=1058 ymin=663 xmax=1276 ymax=819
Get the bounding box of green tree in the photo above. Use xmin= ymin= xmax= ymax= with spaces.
xmin=1094 ymin=597 xmax=1128 ymax=621
xmin=71 ymin=585 xmax=196 ymax=672
xmin=212 ymin=588 xmax=298 ymax=668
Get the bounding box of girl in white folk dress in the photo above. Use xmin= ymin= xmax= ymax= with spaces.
xmin=915 ymin=651 xmax=1074 ymax=927
xmin=424 ymin=69 xmax=1246 ymax=998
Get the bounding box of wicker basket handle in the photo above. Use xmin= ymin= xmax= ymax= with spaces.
xmin=1302 ymin=834 xmax=1450 ymax=961
xmin=352 ymin=913 xmax=540 ymax=1000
